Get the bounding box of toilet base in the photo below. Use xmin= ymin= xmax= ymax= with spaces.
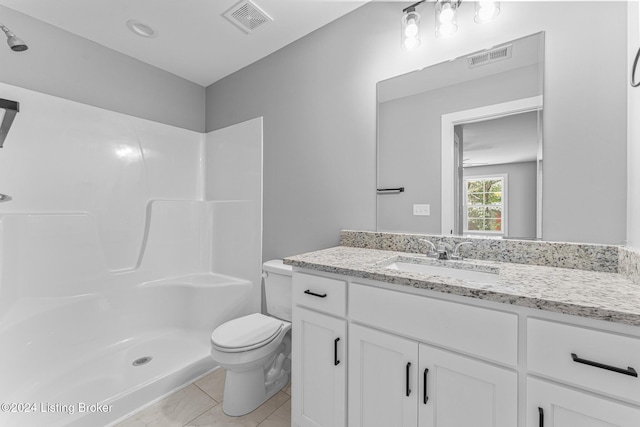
xmin=222 ymin=361 xmax=290 ymax=416
xmin=212 ymin=319 xmax=292 ymax=417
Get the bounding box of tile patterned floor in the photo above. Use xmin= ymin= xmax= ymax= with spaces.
xmin=115 ymin=369 xmax=291 ymax=427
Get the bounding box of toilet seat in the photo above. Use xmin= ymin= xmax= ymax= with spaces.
xmin=211 ymin=313 xmax=287 ymax=353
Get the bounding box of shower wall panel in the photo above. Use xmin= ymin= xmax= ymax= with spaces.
xmin=205 ymin=117 xmax=263 ymax=312
xmin=0 ymin=81 xmax=203 ymax=318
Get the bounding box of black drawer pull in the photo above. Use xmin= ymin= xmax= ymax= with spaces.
xmin=334 ymin=337 xmax=340 ymax=366
xmin=571 ymin=353 xmax=638 ymax=377
xmin=406 ymin=362 xmax=412 ymax=397
xmin=423 ymin=368 xmax=429 ymax=404
xmin=304 ymin=289 xmax=327 ymax=298
xmin=538 ymin=407 xmax=544 ymax=427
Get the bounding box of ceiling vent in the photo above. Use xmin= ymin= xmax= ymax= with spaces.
xmin=223 ymin=0 xmax=273 ymax=34
xmin=467 ymin=44 xmax=512 ymax=68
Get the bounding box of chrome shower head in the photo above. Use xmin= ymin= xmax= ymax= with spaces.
xmin=7 ymin=36 xmax=27 ymax=52
xmin=0 ymin=23 xmax=28 ymax=52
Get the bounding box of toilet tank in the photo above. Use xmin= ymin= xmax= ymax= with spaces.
xmin=263 ymin=259 xmax=293 ymax=321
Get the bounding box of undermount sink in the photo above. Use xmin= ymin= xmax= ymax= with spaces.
xmin=382 ymin=257 xmax=500 ymax=284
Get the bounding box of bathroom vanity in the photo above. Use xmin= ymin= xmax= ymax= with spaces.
xmin=285 ymin=232 xmax=640 ymax=427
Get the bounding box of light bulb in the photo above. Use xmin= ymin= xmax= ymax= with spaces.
xmin=437 ymin=22 xmax=457 ymax=38
xmin=478 ymin=7 xmax=493 ymax=21
xmin=404 ymin=36 xmax=420 ymax=51
xmin=439 ymin=4 xmax=454 ymax=23
xmin=405 ymin=19 xmax=419 ymax=37
xmin=404 ymin=21 xmax=418 ymax=37
xmin=435 ymin=0 xmax=457 ymax=38
xmin=475 ymin=1 xmax=500 ymax=24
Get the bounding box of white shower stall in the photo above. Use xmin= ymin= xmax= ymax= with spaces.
xmin=0 ymin=81 xmax=263 ymax=427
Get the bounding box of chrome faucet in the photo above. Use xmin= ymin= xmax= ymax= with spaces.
xmin=435 ymin=242 xmax=449 ymax=260
xmin=451 ymin=242 xmax=472 ymax=260
xmin=418 ymin=239 xmax=438 ymax=258
xmin=420 ymin=240 xmax=471 ymax=260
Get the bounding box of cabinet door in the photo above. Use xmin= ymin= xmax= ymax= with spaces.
xmin=528 ymin=377 xmax=640 ymax=427
xmin=419 ymin=344 xmax=517 ymax=427
xmin=292 ymin=307 xmax=346 ymax=427
xmin=349 ymin=323 xmax=418 ymax=427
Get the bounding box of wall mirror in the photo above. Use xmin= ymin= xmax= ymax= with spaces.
xmin=377 ymin=32 xmax=544 ymax=239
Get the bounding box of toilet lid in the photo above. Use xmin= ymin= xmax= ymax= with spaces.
xmin=211 ymin=313 xmax=284 ymax=351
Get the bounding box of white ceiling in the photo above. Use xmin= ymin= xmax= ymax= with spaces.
xmin=0 ymin=0 xmax=367 ymax=87
xmin=460 ymin=110 xmax=540 ymax=167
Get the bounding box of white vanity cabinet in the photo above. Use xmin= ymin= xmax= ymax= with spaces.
xmin=348 ymin=323 xmax=517 ymax=427
xmin=291 ymin=268 xmax=640 ymax=427
xmin=292 ymin=272 xmax=347 ymax=427
xmin=527 ymin=378 xmax=640 ymax=427
xmin=527 ymin=318 xmax=640 ymax=426
xmin=348 ymin=283 xmax=518 ymax=427
xmin=348 ymin=323 xmax=418 ymax=427
xmin=293 ymin=307 xmax=346 ymax=427
xmin=418 ymin=344 xmax=517 ymax=427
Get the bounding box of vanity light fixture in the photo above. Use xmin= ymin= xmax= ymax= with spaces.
xmin=402 ymin=1 xmax=426 ymax=51
xmin=474 ymin=1 xmax=500 ymax=24
xmin=435 ymin=0 xmax=461 ymax=38
xmin=401 ymin=1 xmax=501 ymax=50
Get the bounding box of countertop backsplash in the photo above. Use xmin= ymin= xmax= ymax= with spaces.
xmin=619 ymin=246 xmax=640 ymax=286
xmin=340 ymin=230 xmax=626 ymax=275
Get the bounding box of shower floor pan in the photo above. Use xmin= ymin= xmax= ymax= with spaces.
xmin=1 ymin=328 xmax=214 ymax=427
xmin=0 ymin=273 xmax=254 ymax=427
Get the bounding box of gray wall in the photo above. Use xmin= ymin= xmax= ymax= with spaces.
xmin=206 ymin=6 xmax=383 ymax=260
xmin=542 ymin=4 xmax=626 ymax=245
xmin=207 ymin=1 xmax=628 ymax=258
xmin=0 ymin=5 xmax=205 ymax=132
xmin=377 ymin=65 xmax=540 ymax=234
xmin=465 ymin=162 xmax=537 ymax=239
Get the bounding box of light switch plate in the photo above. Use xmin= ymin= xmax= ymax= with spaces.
xmin=413 ymin=204 xmax=430 ymax=216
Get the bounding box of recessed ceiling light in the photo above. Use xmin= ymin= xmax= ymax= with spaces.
xmin=126 ymin=19 xmax=157 ymax=38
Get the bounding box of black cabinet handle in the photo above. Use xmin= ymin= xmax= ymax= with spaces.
xmin=304 ymin=289 xmax=327 ymax=298
xmin=334 ymin=337 xmax=340 ymax=366
xmin=406 ymin=362 xmax=412 ymax=397
xmin=377 ymin=187 xmax=405 ymax=194
xmin=571 ymin=353 xmax=638 ymax=377
xmin=538 ymin=407 xmax=544 ymax=427
xmin=423 ymin=368 xmax=429 ymax=404
xmin=632 ymin=46 xmax=640 ymax=87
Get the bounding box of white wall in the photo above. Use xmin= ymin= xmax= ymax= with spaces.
xmin=628 ymin=1 xmax=640 ymax=249
xmin=206 ymin=1 xmax=628 ymax=256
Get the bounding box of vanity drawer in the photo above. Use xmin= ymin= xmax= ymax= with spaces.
xmin=349 ymin=283 xmax=518 ymax=366
xmin=293 ymin=272 xmax=346 ymax=317
xmin=527 ymin=318 xmax=640 ymax=404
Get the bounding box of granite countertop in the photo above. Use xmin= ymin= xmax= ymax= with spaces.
xmin=284 ymin=246 xmax=640 ymax=327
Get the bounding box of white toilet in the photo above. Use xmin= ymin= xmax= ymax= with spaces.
xmin=210 ymin=260 xmax=292 ymax=416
